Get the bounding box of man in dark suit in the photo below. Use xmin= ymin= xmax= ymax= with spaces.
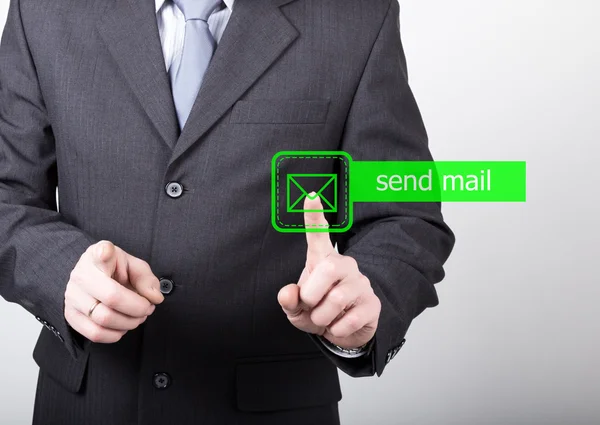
xmin=0 ymin=0 xmax=454 ymax=423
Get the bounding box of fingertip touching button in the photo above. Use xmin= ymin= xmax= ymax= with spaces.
xmin=158 ymin=278 xmax=174 ymax=295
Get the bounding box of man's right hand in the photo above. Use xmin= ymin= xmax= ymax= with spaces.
xmin=64 ymin=240 xmax=164 ymax=343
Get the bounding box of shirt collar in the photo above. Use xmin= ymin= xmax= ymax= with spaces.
xmin=155 ymin=0 xmax=235 ymax=14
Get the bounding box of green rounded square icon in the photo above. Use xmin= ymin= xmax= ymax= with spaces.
xmin=272 ymin=151 xmax=353 ymax=233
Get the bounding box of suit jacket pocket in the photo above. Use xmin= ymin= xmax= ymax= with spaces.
xmin=32 ymin=327 xmax=89 ymax=393
xmin=235 ymin=352 xmax=342 ymax=412
xmin=230 ymin=100 xmax=330 ymax=124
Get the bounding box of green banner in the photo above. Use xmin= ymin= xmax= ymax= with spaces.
xmin=271 ymin=151 xmax=526 ymax=233
xmin=351 ymin=161 xmax=526 ymax=202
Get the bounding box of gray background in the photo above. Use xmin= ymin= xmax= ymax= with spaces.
xmin=1 ymin=0 xmax=599 ymax=424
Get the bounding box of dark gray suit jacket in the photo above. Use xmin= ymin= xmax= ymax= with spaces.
xmin=0 ymin=0 xmax=454 ymax=423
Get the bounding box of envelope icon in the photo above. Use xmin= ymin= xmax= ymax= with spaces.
xmin=286 ymin=174 xmax=338 ymax=213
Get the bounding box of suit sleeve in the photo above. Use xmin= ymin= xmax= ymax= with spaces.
xmin=315 ymin=0 xmax=456 ymax=377
xmin=0 ymin=0 xmax=98 ymax=359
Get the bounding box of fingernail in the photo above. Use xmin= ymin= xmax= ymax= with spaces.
xmin=95 ymin=243 xmax=105 ymax=258
xmin=146 ymin=305 xmax=155 ymax=315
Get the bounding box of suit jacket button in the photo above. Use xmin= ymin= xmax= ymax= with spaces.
xmin=153 ymin=372 xmax=171 ymax=389
xmin=165 ymin=182 xmax=183 ymax=198
xmin=159 ymin=278 xmax=174 ymax=295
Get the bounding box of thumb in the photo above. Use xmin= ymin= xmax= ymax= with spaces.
xmin=91 ymin=240 xmax=118 ymax=277
xmin=277 ymin=284 xmax=302 ymax=317
xmin=278 ymin=283 xmax=324 ymax=335
xmin=126 ymin=255 xmax=164 ymax=305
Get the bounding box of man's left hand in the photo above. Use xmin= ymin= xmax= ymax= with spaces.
xmin=278 ymin=194 xmax=381 ymax=349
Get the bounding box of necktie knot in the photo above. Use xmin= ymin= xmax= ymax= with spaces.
xmin=173 ymin=0 xmax=223 ymax=22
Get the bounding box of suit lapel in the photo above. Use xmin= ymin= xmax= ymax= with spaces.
xmin=97 ymin=0 xmax=179 ymax=150
xmin=168 ymin=0 xmax=300 ymax=166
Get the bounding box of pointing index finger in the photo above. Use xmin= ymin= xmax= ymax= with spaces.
xmin=304 ymin=193 xmax=335 ymax=271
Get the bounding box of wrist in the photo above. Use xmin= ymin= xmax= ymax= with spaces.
xmin=317 ymin=335 xmax=374 ymax=359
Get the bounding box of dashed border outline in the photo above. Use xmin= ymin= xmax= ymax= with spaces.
xmin=272 ymin=151 xmax=353 ymax=233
